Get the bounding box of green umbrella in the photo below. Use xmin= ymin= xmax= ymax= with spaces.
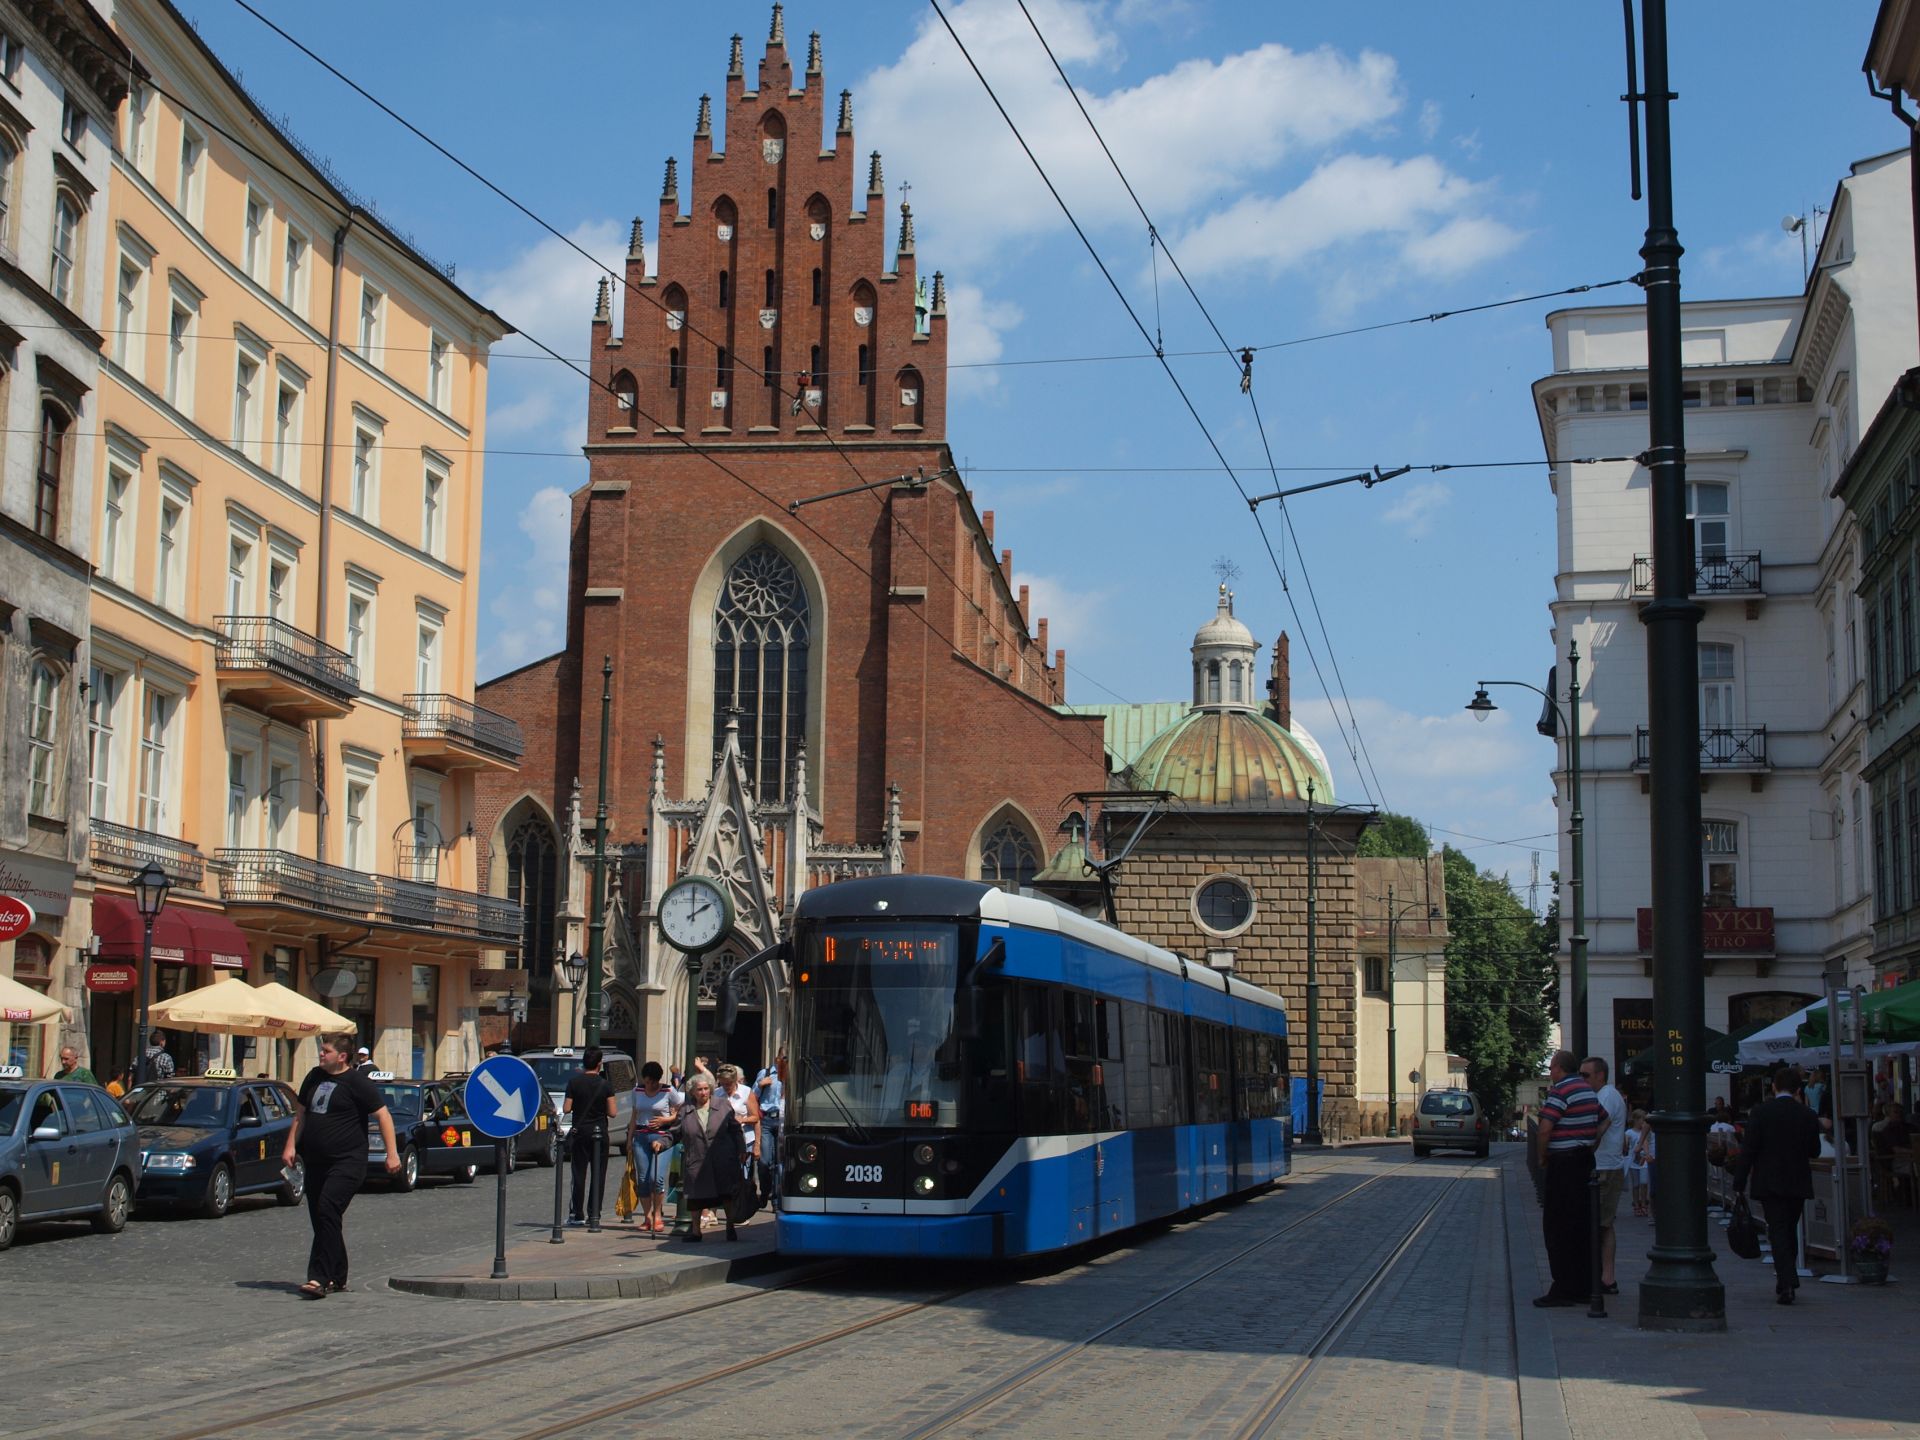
xmin=1796 ymin=984 xmax=1920 ymax=1047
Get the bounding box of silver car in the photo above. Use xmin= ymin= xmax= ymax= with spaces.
xmin=0 ymin=1067 xmax=143 ymax=1250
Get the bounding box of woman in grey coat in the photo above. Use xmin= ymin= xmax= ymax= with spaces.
xmin=666 ymin=1074 xmax=746 ymax=1241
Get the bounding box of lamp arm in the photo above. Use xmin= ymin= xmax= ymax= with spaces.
xmin=1476 ymin=678 xmax=1570 ymax=731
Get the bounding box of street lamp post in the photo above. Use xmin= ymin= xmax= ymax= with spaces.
xmin=1304 ymin=780 xmax=1374 ymax=1146
xmin=564 ymin=951 xmax=588 ymax=1049
xmin=131 ymin=860 xmax=172 ymax=1087
xmin=550 ymin=946 xmax=589 ymax=1245
xmin=585 ymin=657 xmax=614 ymax=1047
xmin=1466 ymin=638 xmax=1586 ymax=1061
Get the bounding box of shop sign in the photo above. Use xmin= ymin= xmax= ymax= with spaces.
xmin=1635 ymin=906 xmax=1775 ymax=954
xmin=84 ymin=963 xmax=138 ymax=994
xmin=469 ymin=969 xmax=520 ymax=994
xmin=0 ymin=896 xmax=34 ymax=944
xmin=0 ymin=849 xmax=74 ymax=919
xmin=1613 ymin=997 xmax=1653 ymax=1073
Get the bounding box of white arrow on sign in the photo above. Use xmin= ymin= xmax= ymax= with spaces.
xmin=477 ymin=1066 xmax=526 ymax=1125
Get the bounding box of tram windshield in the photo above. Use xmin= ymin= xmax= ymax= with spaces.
xmin=792 ymin=923 xmax=963 ymax=1129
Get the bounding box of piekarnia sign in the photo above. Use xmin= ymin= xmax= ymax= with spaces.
xmin=1636 ymin=906 xmax=1775 ymax=955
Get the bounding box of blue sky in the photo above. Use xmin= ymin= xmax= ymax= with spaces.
xmin=180 ymin=1 xmax=1893 ymax=896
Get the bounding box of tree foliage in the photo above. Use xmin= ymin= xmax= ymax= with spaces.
xmin=1355 ymin=811 xmax=1431 ymax=859
xmin=1441 ymin=845 xmax=1556 ymax=1120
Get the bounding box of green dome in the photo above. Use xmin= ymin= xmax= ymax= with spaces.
xmin=1130 ymin=708 xmax=1330 ymax=807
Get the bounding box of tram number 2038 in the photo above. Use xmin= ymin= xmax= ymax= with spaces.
xmin=845 ymin=1164 xmax=885 ymax=1185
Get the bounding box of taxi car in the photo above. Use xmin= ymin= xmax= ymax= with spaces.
xmin=122 ymin=1071 xmax=305 ymax=1218
xmin=1411 ymin=1088 xmax=1491 ymax=1158
xmin=518 ymin=1047 xmax=637 ymax=1155
xmin=367 ymin=1074 xmax=495 ymax=1190
xmin=0 ymin=1065 xmax=142 ymax=1250
xmin=441 ymin=1070 xmax=561 ymax=1172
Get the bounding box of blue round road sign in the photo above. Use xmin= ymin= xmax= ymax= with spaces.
xmin=464 ymin=1054 xmax=541 ymax=1139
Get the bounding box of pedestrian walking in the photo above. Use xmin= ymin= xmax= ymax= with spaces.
xmin=143 ymin=1029 xmax=175 ymax=1082
xmin=624 ymin=1061 xmax=683 ymax=1234
xmin=1583 ymin=1056 xmax=1628 ymax=1295
xmin=1533 ymin=1048 xmax=1601 ymax=1307
xmin=51 ymin=1046 xmax=97 ymax=1085
xmin=564 ymin=1045 xmax=616 ymax=1230
xmin=661 ymin=1073 xmax=746 ymax=1242
xmin=716 ymin=1063 xmax=760 ymax=1187
xmin=284 ymin=1033 xmax=399 ymax=1298
xmin=1733 ymin=1063 xmax=1823 ymax=1305
xmin=1628 ymin=1110 xmax=1654 ymax=1216
xmin=754 ymin=1051 xmax=785 ymax=1203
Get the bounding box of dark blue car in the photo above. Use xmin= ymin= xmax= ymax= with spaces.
xmin=124 ymin=1073 xmax=306 ymax=1218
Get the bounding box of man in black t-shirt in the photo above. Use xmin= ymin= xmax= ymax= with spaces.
xmin=564 ymin=1046 xmax=616 ymax=1231
xmin=284 ymin=1033 xmax=400 ymax=1297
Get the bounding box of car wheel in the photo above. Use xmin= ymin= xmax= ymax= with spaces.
xmin=454 ymin=1161 xmax=478 ymax=1184
xmin=201 ymin=1162 xmax=234 ymax=1220
xmin=277 ymin=1157 xmax=306 ymax=1206
xmin=537 ymin=1131 xmax=558 ymax=1168
xmin=393 ymin=1147 xmax=419 ymax=1193
xmin=92 ymin=1173 xmax=133 ymax=1234
xmin=0 ymin=1186 xmax=17 ymax=1250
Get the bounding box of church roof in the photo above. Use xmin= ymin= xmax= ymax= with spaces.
xmin=1129 ymin=707 xmax=1331 ymax=807
xmin=1057 ymin=702 xmax=1191 ymax=770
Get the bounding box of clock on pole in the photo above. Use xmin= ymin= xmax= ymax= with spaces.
xmin=658 ymin=874 xmax=734 ymax=954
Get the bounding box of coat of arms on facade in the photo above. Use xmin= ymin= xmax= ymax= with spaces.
xmin=716 ymin=223 xmax=733 ymax=241
xmin=809 ymin=221 xmax=826 ymax=241
xmin=900 ymin=387 xmax=919 ymax=407
xmin=666 ymin=309 xmax=686 ymax=331
xmin=804 ymin=387 xmax=822 ymax=409
xmin=853 ymin=306 xmax=873 ymax=327
xmin=759 ymin=309 xmax=778 ymax=329
xmin=763 ymin=138 xmax=784 ymax=163
xmin=710 ymin=390 xmax=728 ymax=409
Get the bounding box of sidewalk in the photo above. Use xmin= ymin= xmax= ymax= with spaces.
xmin=390 ymin=1210 xmax=796 ymax=1300
xmin=1502 ymin=1155 xmax=1920 ymax=1439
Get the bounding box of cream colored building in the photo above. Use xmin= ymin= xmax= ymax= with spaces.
xmin=1354 ymin=854 xmax=1458 ymax=1135
xmin=72 ymin=0 xmax=516 ymax=1082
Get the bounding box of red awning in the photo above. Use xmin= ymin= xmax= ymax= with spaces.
xmin=92 ymin=897 xmax=251 ymax=968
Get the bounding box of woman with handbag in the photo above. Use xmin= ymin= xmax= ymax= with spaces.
xmin=661 ymin=1074 xmax=747 ymax=1242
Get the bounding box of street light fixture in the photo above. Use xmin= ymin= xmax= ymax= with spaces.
xmin=1462 ymin=639 xmax=1587 ymax=1062
xmin=560 ymin=949 xmax=589 ymax=1049
xmin=131 ymin=859 xmax=172 ymax=1087
xmin=548 ymin=945 xmax=591 ymax=1246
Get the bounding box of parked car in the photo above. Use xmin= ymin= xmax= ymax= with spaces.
xmin=0 ymin=1066 xmax=142 ymax=1250
xmin=122 ymin=1072 xmax=306 ymax=1217
xmin=517 ymin=1048 xmax=637 ymax=1154
xmin=366 ymin=1075 xmax=493 ymax=1190
xmin=1411 ymin=1089 xmax=1490 ymax=1158
xmin=441 ymin=1070 xmax=560 ymax=1171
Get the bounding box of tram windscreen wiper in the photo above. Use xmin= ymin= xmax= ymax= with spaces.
xmin=800 ymin=1052 xmax=871 ymax=1145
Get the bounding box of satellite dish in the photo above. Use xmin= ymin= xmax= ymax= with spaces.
xmin=1781 ymin=214 xmax=1803 ymax=234
xmin=310 ymin=966 xmax=358 ymax=1000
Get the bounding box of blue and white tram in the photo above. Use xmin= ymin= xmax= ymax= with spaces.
xmin=777 ymin=875 xmax=1292 ymax=1259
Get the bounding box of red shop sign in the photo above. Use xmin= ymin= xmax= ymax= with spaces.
xmin=1636 ymin=906 xmax=1776 ymax=955
xmin=0 ymin=895 xmax=34 ymax=944
xmin=84 ymin=963 xmax=139 ymax=994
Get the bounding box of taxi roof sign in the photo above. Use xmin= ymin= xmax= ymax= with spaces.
xmin=368 ymin=1070 xmax=396 ymax=1081
xmin=550 ymin=1046 xmax=576 ymax=1056
xmin=204 ymin=1067 xmax=238 ymax=1079
xmin=0 ymin=1064 xmax=23 ymax=1080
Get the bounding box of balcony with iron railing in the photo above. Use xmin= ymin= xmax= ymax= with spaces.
xmin=216 ymin=615 xmax=359 ymax=720
xmin=1631 ymin=552 xmax=1764 ymax=599
xmin=402 ymin=693 xmax=525 ymax=771
xmin=216 ymin=848 xmax=519 ymax=947
xmin=89 ymin=819 xmax=206 ymax=890
xmin=1633 ymin=725 xmax=1769 ymax=770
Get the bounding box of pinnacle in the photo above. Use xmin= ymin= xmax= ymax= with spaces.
xmin=695 ymin=93 xmax=712 ymax=138
xmin=867 ymin=150 xmax=884 ymax=197
xmin=807 ymin=30 xmax=822 ymax=74
xmin=592 ymin=276 xmax=611 ymax=324
xmin=897 ymin=201 xmax=915 ymax=255
xmin=837 ymin=88 xmax=853 ymax=134
xmin=628 ymin=217 xmax=645 ymax=261
xmin=728 ymin=33 xmax=743 ymax=76
xmin=662 ymin=155 xmax=679 ymax=202
xmin=769 ymin=3 xmax=785 ymax=47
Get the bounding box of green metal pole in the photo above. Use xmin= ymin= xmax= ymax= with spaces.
xmin=585 ymin=657 xmax=612 ymax=1046
xmin=1304 ymin=780 xmax=1322 ymax=1144
xmin=672 ymin=950 xmax=703 ymax=1235
xmin=1568 ymin=639 xmax=1588 ymax=1062
xmin=1386 ymin=884 xmax=1399 ymax=1139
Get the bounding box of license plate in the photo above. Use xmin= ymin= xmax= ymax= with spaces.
xmin=1435 ymin=1121 xmax=1459 ymax=1129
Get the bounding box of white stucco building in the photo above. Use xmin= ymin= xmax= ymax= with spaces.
xmin=1533 ymin=149 xmax=1917 ymax=1100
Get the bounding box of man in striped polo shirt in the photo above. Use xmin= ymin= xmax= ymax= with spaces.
xmin=1533 ymin=1048 xmax=1601 ymax=1306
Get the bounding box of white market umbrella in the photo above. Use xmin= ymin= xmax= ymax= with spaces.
xmin=1735 ymin=1000 xmax=1830 ymax=1065
xmin=0 ymin=972 xmax=71 ymax=1025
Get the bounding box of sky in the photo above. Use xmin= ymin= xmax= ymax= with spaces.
xmin=177 ymin=0 xmax=1896 ymax=901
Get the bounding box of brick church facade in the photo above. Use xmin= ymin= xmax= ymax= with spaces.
xmin=477 ymin=9 xmax=1106 ymax=1062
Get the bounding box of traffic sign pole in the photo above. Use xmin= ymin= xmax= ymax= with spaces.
xmin=462 ymin=1054 xmax=541 ymax=1281
xmin=491 ymin=1157 xmax=509 ymax=1279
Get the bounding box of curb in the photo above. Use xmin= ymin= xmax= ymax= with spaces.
xmin=389 ymin=1243 xmax=798 ymax=1301
xmin=1502 ymin=1155 xmax=1573 ymax=1440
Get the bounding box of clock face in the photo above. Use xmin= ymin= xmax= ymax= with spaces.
xmin=660 ymin=878 xmax=730 ymax=953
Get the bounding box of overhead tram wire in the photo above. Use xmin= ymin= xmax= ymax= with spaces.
xmin=930 ymin=0 xmax=1379 ymax=809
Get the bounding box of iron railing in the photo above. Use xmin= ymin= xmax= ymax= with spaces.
xmin=88 ymin=819 xmax=205 ymax=889
xmin=1633 ymin=725 xmax=1769 ymax=768
xmin=215 ymin=615 xmax=359 ymax=699
xmin=215 ymin=848 xmax=518 ymax=944
xmin=402 ymin=693 xmax=525 ymax=764
xmin=1631 ymin=552 xmax=1764 ymax=596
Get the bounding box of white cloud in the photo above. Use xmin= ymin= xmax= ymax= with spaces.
xmin=945 ymin=281 xmax=1023 ymax=396
xmin=1700 ymin=225 xmax=1804 ymax=285
xmin=1381 ymin=478 xmax=1449 ymax=537
xmin=1401 ymin=214 xmax=1525 ymax=277
xmin=1014 ymin=569 xmax=1112 ymax=660
xmin=1419 ymin=99 xmax=1442 ymax=141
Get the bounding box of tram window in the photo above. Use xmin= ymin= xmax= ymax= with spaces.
xmin=961 ymin=984 xmax=1016 ymax=1132
xmin=1063 ymin=992 xmax=1105 ymax=1132
xmin=1016 ymin=985 xmax=1065 ymax=1133
xmin=1094 ymin=997 xmax=1125 ymax=1129
xmin=1121 ymin=1002 xmax=1153 ymax=1127
xmin=1193 ymin=1022 xmax=1227 ymax=1124
xmin=1152 ymin=1010 xmax=1187 ymax=1126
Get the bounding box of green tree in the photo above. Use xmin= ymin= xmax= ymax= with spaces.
xmin=1355 ymin=811 xmax=1431 ymax=858
xmin=1441 ymin=846 xmax=1555 ymax=1121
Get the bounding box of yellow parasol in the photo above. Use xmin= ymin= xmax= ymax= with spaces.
xmin=148 ymin=977 xmax=349 ymax=1037
xmin=0 ymin=971 xmax=71 ymax=1025
xmin=248 ymin=981 xmax=353 ymax=1033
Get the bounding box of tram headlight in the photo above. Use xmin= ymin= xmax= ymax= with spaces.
xmin=800 ymin=1172 xmax=821 ymax=1192
xmin=913 ymin=1143 xmax=935 ymax=1166
xmin=797 ymin=1141 xmax=818 ymax=1164
xmin=914 ymin=1175 xmax=936 ymax=1195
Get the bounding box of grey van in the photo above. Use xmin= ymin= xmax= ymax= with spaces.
xmin=517 ymin=1048 xmax=637 ymax=1154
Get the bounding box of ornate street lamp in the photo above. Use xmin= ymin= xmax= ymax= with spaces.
xmin=132 ymin=860 xmax=172 ymax=1086
xmin=562 ymin=949 xmax=589 ymax=1049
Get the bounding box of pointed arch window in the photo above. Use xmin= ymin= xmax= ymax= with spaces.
xmin=978 ymin=816 xmax=1040 ymax=892
xmin=505 ymin=813 xmax=559 ymax=977
xmin=714 ymin=543 xmax=810 ymax=801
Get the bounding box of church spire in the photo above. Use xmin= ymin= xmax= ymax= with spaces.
xmin=694 ymin=93 xmax=712 ymax=138
xmin=768 ymin=2 xmax=785 ymax=47
xmin=837 ymin=88 xmax=853 ymax=135
xmin=628 ymin=216 xmax=645 ymax=262
xmin=931 ymin=270 xmax=947 ymax=315
xmin=661 ymin=155 xmax=678 ymax=204
xmin=728 ymin=33 xmax=744 ymax=77
xmin=592 ymin=276 xmax=611 ymax=325
xmin=897 ymin=201 xmax=915 ymax=257
xmin=807 ymin=30 xmax=822 ymax=76
xmin=867 ymin=150 xmax=884 ymax=198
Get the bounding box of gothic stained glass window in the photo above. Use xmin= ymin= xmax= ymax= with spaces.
xmin=506 ymin=815 xmax=559 ymax=977
xmin=978 ymin=818 xmax=1039 ymax=892
xmin=714 ymin=543 xmax=810 ymax=801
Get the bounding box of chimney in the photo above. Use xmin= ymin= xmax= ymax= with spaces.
xmin=1269 ymin=630 xmax=1293 ymax=732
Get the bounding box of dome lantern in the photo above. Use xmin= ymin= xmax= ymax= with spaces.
xmin=1191 ymin=583 xmax=1258 ymax=712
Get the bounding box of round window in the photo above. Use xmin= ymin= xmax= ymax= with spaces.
xmin=1196 ymin=877 xmax=1253 ymax=934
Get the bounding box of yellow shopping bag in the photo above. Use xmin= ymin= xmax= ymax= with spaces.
xmin=614 ymin=1150 xmax=640 ymax=1222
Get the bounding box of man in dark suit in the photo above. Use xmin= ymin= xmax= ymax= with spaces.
xmin=1734 ymin=1063 xmax=1824 ymax=1304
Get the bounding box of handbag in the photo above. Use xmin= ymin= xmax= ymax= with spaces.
xmin=725 ymin=1162 xmax=762 ymax=1224
xmin=1726 ymin=1194 xmax=1762 ymax=1259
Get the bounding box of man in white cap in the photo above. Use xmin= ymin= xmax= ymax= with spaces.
xmin=353 ymin=1045 xmax=375 ymax=1074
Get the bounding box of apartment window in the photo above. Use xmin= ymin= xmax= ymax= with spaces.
xmin=349 ymin=428 xmax=378 ymax=520
xmin=177 ymin=126 xmax=204 ymax=224
xmin=1688 ymin=482 xmax=1730 ymax=561
xmin=267 ymin=555 xmax=292 ymax=622
xmin=344 ymin=779 xmax=371 ymax=871
xmin=166 ymin=299 xmax=195 ymax=414
xmin=1869 ymin=609 xmax=1883 ymax=708
xmin=136 ymin=689 xmax=174 ymax=831
xmin=1894 ymin=792 xmax=1909 ymax=915
xmin=242 ymin=192 xmax=267 ymax=281
xmin=1856 ymin=785 xmax=1868 ymax=903
xmin=274 ymin=378 xmax=302 ymax=481
xmin=26 ymin=661 xmax=62 ymax=817
xmin=1903 ymin=567 xmax=1916 ymax=684
xmin=124 ymin=79 xmax=154 ymax=173
xmin=1886 ymin=589 xmax=1900 ymax=700
xmin=0 ymin=131 xmax=15 ymax=248
xmin=49 ymin=193 xmax=78 ymax=305
xmin=87 ymin=665 xmax=121 ymax=822
xmin=1875 ymin=806 xmax=1889 ymax=920
xmin=35 ymin=402 xmax=67 ymax=541
xmin=60 ymin=93 xmax=84 ymax=151
xmin=232 ymin=350 xmax=262 ymax=459
xmin=1703 ymin=820 xmax=1738 ymax=908
xmin=415 ymin=618 xmax=441 ymax=694
xmin=155 ymin=490 xmax=187 ymax=611
xmin=421 ymin=464 xmax=446 ymax=559
xmin=1699 ymin=642 xmax=1736 ymax=730
xmin=358 ymin=282 xmax=383 ymax=358
xmin=282 ymin=229 xmax=307 ymax=310
xmin=1363 ymin=956 xmax=1386 ymax=996
xmin=226 ymin=534 xmax=254 ymax=616
xmin=114 ymin=258 xmax=143 ymax=374
xmin=0 ymin=27 xmax=21 ymax=86
xmin=345 ymin=589 xmax=373 ymax=678
xmin=226 ymin=750 xmax=252 ymax=849
xmin=427 ymin=333 xmax=448 ymax=410
xmin=100 ymin=463 xmax=133 ymax=585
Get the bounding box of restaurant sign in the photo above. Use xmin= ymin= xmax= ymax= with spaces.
xmin=1635 ymin=906 xmax=1775 ymax=955
xmin=84 ymin=963 xmax=138 ymax=994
